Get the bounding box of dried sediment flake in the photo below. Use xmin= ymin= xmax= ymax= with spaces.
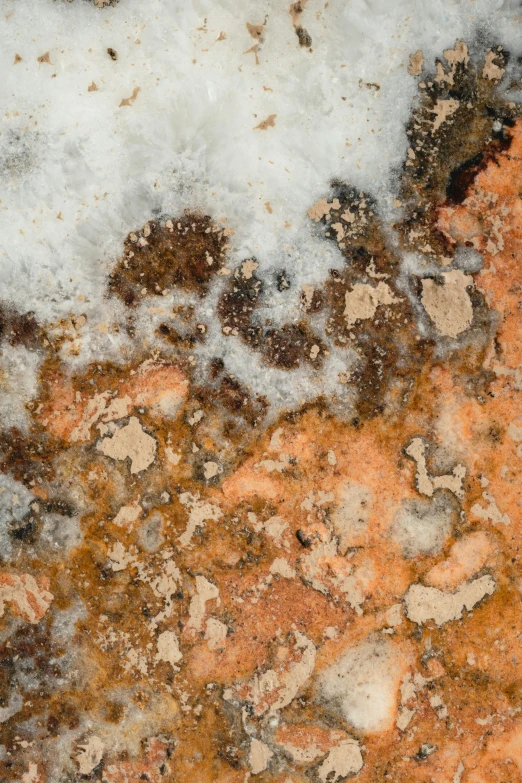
xmin=155 ymin=630 xmax=182 ymax=668
xmin=112 ymin=500 xmax=142 ymax=528
xmin=75 ymin=737 xmax=104 ymax=775
xmin=307 ymin=197 xmax=340 ymax=222
xmin=97 ymin=416 xmax=157 ymax=473
xmin=421 ymin=270 xmax=473 ymax=338
xmin=248 ymin=739 xmax=273 ymax=774
xmin=317 ymin=739 xmax=363 ymax=782
xmin=405 ymin=437 xmax=466 ymax=498
xmin=178 ymin=492 xmax=222 ymax=547
xmin=344 ymin=281 xmax=398 ymax=327
xmin=186 ymin=575 xmax=220 ymax=632
xmin=405 ymin=575 xmax=496 ymax=626
xmin=431 ymin=98 xmax=460 ymax=133
xmin=408 ymin=50 xmax=423 ymax=76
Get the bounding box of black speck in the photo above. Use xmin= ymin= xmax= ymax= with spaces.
xmin=296 ymin=529 xmax=312 ymax=548
xmin=295 ymin=26 xmax=312 ymax=48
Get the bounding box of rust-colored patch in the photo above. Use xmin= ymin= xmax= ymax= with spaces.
xmin=397 ymin=42 xmax=518 ymax=265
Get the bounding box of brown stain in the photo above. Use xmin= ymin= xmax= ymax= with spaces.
xmin=397 ymin=44 xmax=519 ymax=267
xmin=254 ymin=114 xmax=277 ymax=130
xmin=246 ymin=22 xmax=264 ymax=40
xmin=307 ymin=184 xmax=433 ymax=418
xmin=119 ymin=86 xmax=140 ymax=107
xmin=0 ymin=305 xmax=45 ymax=351
xmin=108 ymin=214 xmax=229 ymax=306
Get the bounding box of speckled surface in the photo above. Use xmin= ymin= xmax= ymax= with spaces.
xmin=3 ymin=2 xmax=522 ymax=782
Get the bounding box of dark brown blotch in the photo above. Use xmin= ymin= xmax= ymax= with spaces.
xmin=108 ymin=214 xmax=229 ymax=306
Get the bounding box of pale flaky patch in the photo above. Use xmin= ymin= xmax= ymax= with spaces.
xmin=155 ymin=630 xmax=182 ymax=668
xmin=343 ymin=281 xmax=398 ymax=327
xmin=97 ymin=417 xmax=157 ymax=474
xmin=0 ymin=573 xmax=53 ymax=624
xmin=248 ymin=739 xmax=273 ymax=775
xmin=75 ymin=737 xmax=104 ymax=776
xmin=421 ymin=269 xmax=473 ymax=338
xmin=404 ymin=575 xmax=496 ymax=626
xmin=317 ymin=739 xmax=363 ymax=783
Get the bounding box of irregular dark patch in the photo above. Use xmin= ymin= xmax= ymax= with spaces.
xmin=108 ymin=214 xmax=229 ymax=306
xmin=308 ymin=183 xmax=430 ymax=418
xmin=295 ymin=26 xmax=312 ymax=48
xmin=0 ymin=306 xmax=45 ymax=350
xmin=397 ymin=42 xmax=521 ymax=263
xmin=218 ymin=260 xmax=326 ymax=370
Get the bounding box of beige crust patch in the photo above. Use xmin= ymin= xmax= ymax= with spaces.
xmin=155 ymin=630 xmax=182 ymax=668
xmin=421 ymin=269 xmax=473 ymax=338
xmin=248 ymin=739 xmax=273 ymax=774
xmin=307 ymin=197 xmax=341 ymax=222
xmin=317 ymin=739 xmax=364 ymax=782
xmin=405 ymin=575 xmax=496 ymax=626
xmin=405 ymin=437 xmax=466 ymax=498
xmin=343 ymin=281 xmax=398 ymax=327
xmin=483 ymin=50 xmax=505 ymax=81
xmin=75 ymin=737 xmax=104 ymax=776
xmin=431 ymin=98 xmax=460 ymax=132
xmin=408 ymin=50 xmax=423 ymax=76
xmin=97 ymin=416 xmax=157 ymax=474
xmin=112 ymin=500 xmax=143 ymax=528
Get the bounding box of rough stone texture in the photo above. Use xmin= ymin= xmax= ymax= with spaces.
xmin=2 ymin=5 xmax=522 ymax=783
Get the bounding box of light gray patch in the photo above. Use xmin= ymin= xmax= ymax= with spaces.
xmin=137 ymin=511 xmax=164 ymax=553
xmin=0 ymin=693 xmax=22 ymax=724
xmin=0 ymin=128 xmax=40 ymax=181
xmin=453 ymin=246 xmax=484 ymax=274
xmin=389 ymin=497 xmax=455 ymax=558
xmin=40 ymin=513 xmax=81 ymax=553
xmin=0 ymin=473 xmax=35 ymax=561
xmin=0 ymin=344 xmax=41 ymax=431
xmin=316 ymin=636 xmax=399 ymax=732
xmin=52 ymin=601 xmax=87 ymax=642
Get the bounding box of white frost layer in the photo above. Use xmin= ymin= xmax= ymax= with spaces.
xmin=0 ymin=344 xmax=40 ymax=431
xmin=0 ymin=0 xmax=514 ymax=405
xmin=390 ymin=498 xmax=453 ymax=558
xmin=317 ymin=636 xmax=404 ymax=733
